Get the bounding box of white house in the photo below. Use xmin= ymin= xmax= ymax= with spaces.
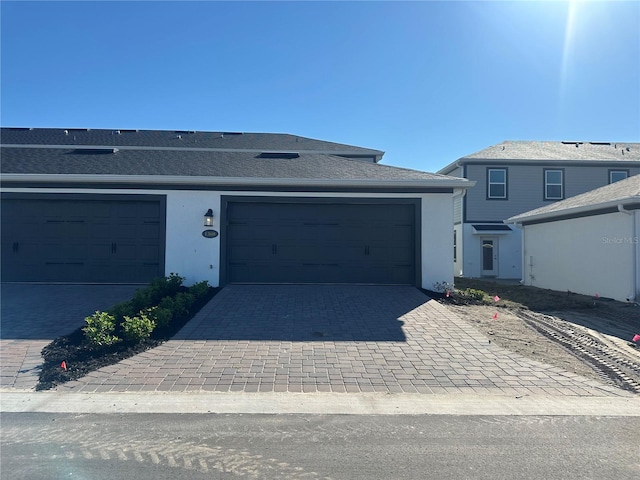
xmin=1 ymin=127 xmax=473 ymax=289
xmin=506 ymin=175 xmax=640 ymax=303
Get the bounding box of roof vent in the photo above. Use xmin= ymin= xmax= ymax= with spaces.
xmin=64 ymin=130 xmax=69 ymax=135
xmin=72 ymin=148 xmax=119 ymax=155
xmin=258 ymin=152 xmax=300 ymax=159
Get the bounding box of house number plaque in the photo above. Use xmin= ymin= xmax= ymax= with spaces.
xmin=202 ymin=230 xmax=219 ymax=238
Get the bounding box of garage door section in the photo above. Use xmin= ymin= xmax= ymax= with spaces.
xmin=227 ymin=201 xmax=415 ymax=284
xmin=1 ymin=197 xmax=164 ymax=283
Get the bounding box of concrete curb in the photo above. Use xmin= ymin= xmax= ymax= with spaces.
xmin=2 ymin=391 xmax=639 ymax=416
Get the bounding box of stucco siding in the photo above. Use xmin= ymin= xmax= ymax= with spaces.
xmin=420 ymin=193 xmax=455 ymax=289
xmin=522 ymin=212 xmax=637 ymax=302
xmin=2 ymin=187 xmax=455 ymax=289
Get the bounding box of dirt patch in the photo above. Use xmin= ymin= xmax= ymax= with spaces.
xmin=428 ymin=278 xmax=640 ymax=389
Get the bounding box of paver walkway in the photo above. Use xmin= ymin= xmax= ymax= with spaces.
xmin=43 ymin=285 xmax=627 ymax=397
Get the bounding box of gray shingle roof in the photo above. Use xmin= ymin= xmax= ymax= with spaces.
xmin=1 ymin=127 xmax=474 ymax=187
xmin=438 ymin=140 xmax=640 ymax=174
xmin=507 ymin=174 xmax=640 ymax=223
xmin=0 ymin=127 xmax=384 ymax=158
xmin=465 ymin=141 xmax=640 ymax=161
xmin=0 ymin=146 xmax=456 ymax=182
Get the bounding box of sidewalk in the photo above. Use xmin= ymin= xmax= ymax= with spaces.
xmin=2 ymin=391 xmax=640 ymax=416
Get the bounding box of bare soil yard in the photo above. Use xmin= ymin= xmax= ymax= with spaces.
xmin=434 ymin=278 xmax=640 ymax=392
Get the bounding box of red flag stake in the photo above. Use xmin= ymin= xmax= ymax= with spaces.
xmin=445 ymin=290 xmax=450 ymax=298
xmin=632 ymin=334 xmax=640 ymax=343
xmin=492 ymin=312 xmax=498 ymax=320
xmin=61 ymin=361 xmax=67 ymax=371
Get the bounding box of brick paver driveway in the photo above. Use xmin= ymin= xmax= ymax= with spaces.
xmin=52 ymin=285 xmax=625 ymax=397
xmin=1 ymin=284 xmax=139 ymax=389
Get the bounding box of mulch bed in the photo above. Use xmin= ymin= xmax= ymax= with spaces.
xmin=37 ymin=287 xmax=219 ymax=391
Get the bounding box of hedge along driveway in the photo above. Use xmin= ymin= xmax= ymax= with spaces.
xmin=35 ymin=276 xmax=216 ymax=390
xmin=0 ymin=284 xmax=140 ymax=390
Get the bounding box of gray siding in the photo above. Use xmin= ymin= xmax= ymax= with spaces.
xmin=450 ymin=166 xmax=464 ymax=224
xmin=465 ymin=164 xmax=640 ymax=222
xmin=448 ymin=166 xmax=464 ymax=178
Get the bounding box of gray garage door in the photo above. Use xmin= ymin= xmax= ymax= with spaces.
xmin=226 ymin=201 xmax=416 ymax=284
xmin=1 ymin=197 xmax=164 ymax=283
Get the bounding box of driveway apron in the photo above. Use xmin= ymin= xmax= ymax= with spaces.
xmin=46 ymin=285 xmax=626 ymax=397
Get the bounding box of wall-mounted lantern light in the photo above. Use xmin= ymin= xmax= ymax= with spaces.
xmin=204 ymin=209 xmax=214 ymax=227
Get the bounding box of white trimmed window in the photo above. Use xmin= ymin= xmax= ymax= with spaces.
xmin=609 ymin=170 xmax=628 ymax=184
xmin=544 ymin=169 xmax=563 ymax=200
xmin=487 ymin=168 xmax=507 ymax=199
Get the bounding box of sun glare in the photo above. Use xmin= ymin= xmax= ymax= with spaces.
xmin=561 ymin=0 xmax=581 ymax=90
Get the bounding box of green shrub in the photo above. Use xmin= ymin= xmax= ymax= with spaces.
xmin=108 ymin=301 xmax=136 ymax=322
xmin=83 ymin=311 xmax=120 ymax=347
xmin=463 ymin=288 xmax=487 ymax=301
xmin=149 ymin=273 xmax=184 ymax=300
xmin=173 ymin=292 xmax=196 ymax=320
xmin=158 ymin=295 xmax=175 ymax=312
xmin=128 ymin=273 xmax=186 ymax=313
xmin=146 ymin=306 xmax=173 ymax=330
xmin=189 ymin=280 xmax=210 ymax=299
xmin=121 ymin=310 xmax=156 ymax=343
xmin=130 ymin=288 xmax=153 ymax=313
xmin=156 ymin=292 xmax=195 ymax=326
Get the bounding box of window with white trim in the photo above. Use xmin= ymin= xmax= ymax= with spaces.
xmin=609 ymin=170 xmax=628 ymax=184
xmin=487 ymin=168 xmax=507 ymax=199
xmin=544 ymin=169 xmax=563 ymax=200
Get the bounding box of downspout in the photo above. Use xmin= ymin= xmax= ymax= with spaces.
xmin=618 ymin=204 xmax=637 ymax=302
xmin=514 ymin=222 xmax=526 ymax=285
xmin=453 ymin=187 xmax=468 ymax=278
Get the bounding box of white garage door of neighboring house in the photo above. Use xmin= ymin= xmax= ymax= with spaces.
xmin=224 ymin=199 xmax=418 ymax=285
xmin=1 ymin=195 xmax=165 ymax=283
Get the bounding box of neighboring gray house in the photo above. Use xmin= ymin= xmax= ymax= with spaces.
xmin=1 ymin=127 xmax=472 ymax=288
xmin=437 ymin=141 xmax=640 ymax=279
xmin=506 ymin=175 xmax=640 ymax=303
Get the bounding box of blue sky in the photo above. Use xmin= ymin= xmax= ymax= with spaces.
xmin=1 ymin=1 xmax=638 ymax=172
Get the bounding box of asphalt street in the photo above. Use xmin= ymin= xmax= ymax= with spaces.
xmin=2 ymin=412 xmax=639 ymax=480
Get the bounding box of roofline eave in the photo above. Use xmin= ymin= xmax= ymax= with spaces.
xmin=0 ymin=173 xmax=475 ymax=189
xmin=506 ymin=196 xmax=640 ymax=225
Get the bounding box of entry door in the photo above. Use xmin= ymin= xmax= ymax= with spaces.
xmin=481 ymin=237 xmax=498 ymax=276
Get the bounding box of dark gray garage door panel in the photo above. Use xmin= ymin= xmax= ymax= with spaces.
xmin=227 ymin=202 xmax=416 ymax=284
xmin=1 ymin=198 xmax=164 ymax=283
